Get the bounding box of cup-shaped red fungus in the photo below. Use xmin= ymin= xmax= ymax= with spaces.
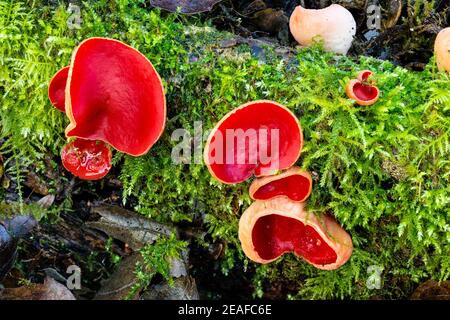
xmin=61 ymin=139 xmax=112 ymax=180
xmin=204 ymin=100 xmax=303 ymax=184
xmin=435 ymin=27 xmax=450 ymax=72
xmin=48 ymin=66 xmax=70 ymax=112
xmin=346 ymin=70 xmax=380 ymax=106
xmin=65 ymin=38 xmax=166 ymax=156
xmin=249 ymin=166 xmax=312 ymax=202
xmin=239 ymin=198 xmax=353 ymax=270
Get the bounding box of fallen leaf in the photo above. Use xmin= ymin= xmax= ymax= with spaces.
xmin=411 ymin=280 xmax=450 ymax=300
xmin=0 ymin=224 xmax=17 ymax=281
xmin=2 ymin=215 xmax=37 ymax=238
xmin=94 ymin=253 xmax=142 ymax=300
xmin=382 ymin=0 xmax=402 ymax=30
xmin=141 ymin=276 xmax=199 ymax=300
xmin=168 ymin=249 xmax=189 ymax=278
xmin=36 ymin=194 xmax=55 ymax=209
xmin=87 ymin=205 xmax=175 ymax=250
xmin=0 ymin=276 xmax=75 ymax=300
xmin=250 ymin=8 xmax=288 ymax=34
xmin=25 ymin=171 xmax=49 ymax=195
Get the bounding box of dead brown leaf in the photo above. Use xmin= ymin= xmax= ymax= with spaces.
xmin=411 ymin=280 xmax=450 ymax=300
xmin=87 ymin=205 xmax=175 ymax=250
xmin=0 ymin=277 xmax=75 ymax=300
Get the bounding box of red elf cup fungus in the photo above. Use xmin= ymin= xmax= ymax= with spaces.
xmin=434 ymin=27 xmax=450 ymax=72
xmin=61 ymin=139 xmax=112 ymax=180
xmin=289 ymin=4 xmax=356 ymax=55
xmin=239 ymin=198 xmax=353 ymax=270
xmin=48 ymin=66 xmax=70 ymax=112
xmin=204 ymin=100 xmax=303 ymax=184
xmin=249 ymin=166 xmax=312 ymax=202
xmin=346 ymin=70 xmax=380 ymax=106
xmin=65 ymin=37 xmax=166 ymax=156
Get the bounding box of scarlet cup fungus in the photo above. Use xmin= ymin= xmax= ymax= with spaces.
xmin=204 ymin=100 xmax=303 ymax=184
xmin=346 ymin=70 xmax=380 ymax=106
xmin=47 ymin=38 xmax=166 ymax=180
xmin=65 ymin=37 xmax=166 ymax=156
xmin=61 ymin=139 xmax=112 ymax=180
xmin=289 ymin=4 xmax=356 ymax=55
xmin=48 ymin=66 xmax=70 ymax=112
xmin=249 ymin=166 xmax=312 ymax=202
xmin=239 ymin=198 xmax=353 ymax=270
xmin=434 ymin=27 xmax=450 ymax=72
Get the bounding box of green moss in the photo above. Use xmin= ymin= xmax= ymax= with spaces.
xmin=0 ymin=0 xmax=448 ymax=299
xmin=128 ymin=234 xmax=187 ymax=298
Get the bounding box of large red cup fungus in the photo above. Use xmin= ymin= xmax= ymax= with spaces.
xmin=346 ymin=70 xmax=380 ymax=106
xmin=61 ymin=139 xmax=112 ymax=180
xmin=239 ymin=198 xmax=353 ymax=270
xmin=249 ymin=166 xmax=312 ymax=202
xmin=48 ymin=66 xmax=70 ymax=112
xmin=65 ymin=37 xmax=166 ymax=156
xmin=204 ymin=100 xmax=303 ymax=184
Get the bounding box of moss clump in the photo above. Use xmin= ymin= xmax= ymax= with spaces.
xmin=0 ymin=0 xmax=448 ymax=299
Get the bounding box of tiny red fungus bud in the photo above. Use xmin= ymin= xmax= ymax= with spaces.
xmin=346 ymin=70 xmax=380 ymax=106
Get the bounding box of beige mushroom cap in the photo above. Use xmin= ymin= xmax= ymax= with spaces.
xmin=435 ymin=27 xmax=450 ymax=72
xmin=289 ymin=4 xmax=356 ymax=55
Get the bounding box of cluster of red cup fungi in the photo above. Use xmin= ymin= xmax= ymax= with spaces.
xmin=346 ymin=70 xmax=380 ymax=106
xmin=48 ymin=38 xmax=166 ymax=180
xmin=204 ymin=100 xmax=353 ymax=270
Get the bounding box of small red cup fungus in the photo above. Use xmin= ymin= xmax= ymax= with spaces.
xmin=48 ymin=66 xmax=70 ymax=112
xmin=204 ymin=100 xmax=303 ymax=184
xmin=346 ymin=70 xmax=380 ymax=106
xmin=61 ymin=139 xmax=112 ymax=180
xmin=249 ymin=166 xmax=312 ymax=202
xmin=239 ymin=197 xmax=353 ymax=270
xmin=65 ymin=37 xmax=166 ymax=156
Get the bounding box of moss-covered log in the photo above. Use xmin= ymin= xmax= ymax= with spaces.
xmin=0 ymin=0 xmax=448 ymax=299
